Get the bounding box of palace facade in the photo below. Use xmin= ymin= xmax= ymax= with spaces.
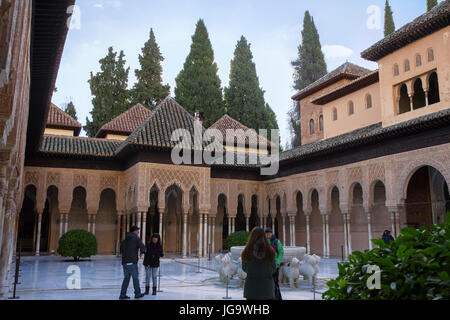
xmin=0 ymin=0 xmax=449 ymax=298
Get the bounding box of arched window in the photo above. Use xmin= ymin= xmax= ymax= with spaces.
xmin=348 ymin=101 xmax=354 ymax=115
xmin=333 ymin=108 xmax=338 ymax=121
xmin=404 ymin=59 xmax=410 ymax=72
xmin=366 ymin=94 xmax=373 ymax=109
xmin=428 ymin=72 xmax=440 ymax=105
xmin=319 ymin=115 xmax=324 ymax=131
xmin=416 ymin=54 xmax=422 ymax=67
xmin=309 ymin=119 xmax=315 ymax=135
xmin=413 ymin=79 xmax=426 ymax=110
xmin=399 ymin=84 xmax=410 ymax=114
xmin=428 ymin=48 xmax=434 ymax=62
xmin=393 ymin=64 xmax=399 ymax=76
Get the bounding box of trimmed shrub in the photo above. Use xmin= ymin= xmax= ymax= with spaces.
xmin=226 ymin=231 xmax=250 ymax=250
xmin=57 ymin=229 xmax=98 ymax=261
xmin=323 ymin=214 xmax=450 ymax=300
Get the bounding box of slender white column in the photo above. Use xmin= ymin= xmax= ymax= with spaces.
xmin=325 ymin=215 xmax=330 ymax=258
xmin=245 ymin=217 xmax=249 ymax=232
xmin=183 ymin=213 xmax=188 ymax=259
xmin=203 ymin=214 xmax=208 ymax=258
xmin=342 ymin=212 xmax=348 ymax=258
xmin=395 ymin=212 xmax=401 ymax=238
xmin=116 ymin=215 xmax=121 ymax=256
xmin=141 ymin=212 xmax=147 ymax=243
xmin=159 ymin=211 xmax=164 ymax=243
xmin=231 ymin=217 xmax=235 ymax=233
xmin=347 ymin=214 xmax=352 ymax=255
xmin=188 ymin=214 xmax=192 ymax=256
xmin=64 ymin=214 xmax=68 ymax=233
xmin=35 ymin=213 xmax=43 ymax=256
xmin=228 ymin=217 xmax=232 ymax=235
xmin=390 ymin=211 xmax=396 ymax=238
xmin=136 ymin=212 xmax=142 ymax=239
xmin=322 ymin=215 xmax=326 ymax=257
xmin=305 ymin=215 xmax=310 ymax=254
xmin=367 ymin=211 xmax=373 ymax=250
xmin=211 ymin=217 xmax=216 ymax=254
xmin=288 ymin=216 xmax=293 ymax=246
xmin=92 ymin=215 xmax=96 ymax=235
xmin=121 ymin=214 xmax=126 ymax=239
xmin=198 ymin=213 xmax=203 ymax=257
xmin=208 ymin=217 xmax=212 ymax=256
xmin=282 ymin=216 xmax=286 ymax=246
xmin=292 ymin=216 xmax=296 ymax=246
xmin=59 ymin=214 xmax=64 ymax=238
xmin=88 ymin=214 xmax=92 ymax=233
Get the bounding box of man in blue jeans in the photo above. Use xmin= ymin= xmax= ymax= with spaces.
xmin=119 ymin=226 xmax=146 ymax=300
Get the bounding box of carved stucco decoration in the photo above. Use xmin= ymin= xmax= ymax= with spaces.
xmin=100 ymin=175 xmax=118 ymax=191
xmin=24 ymin=171 xmax=39 ymax=186
xmin=46 ymin=172 xmax=60 ymax=187
xmin=73 ymin=174 xmax=87 ymax=188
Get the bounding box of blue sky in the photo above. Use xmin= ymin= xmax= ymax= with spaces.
xmin=53 ymin=0 xmax=433 ymax=146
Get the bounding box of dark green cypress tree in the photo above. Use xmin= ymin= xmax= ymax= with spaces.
xmin=384 ymin=0 xmax=396 ymax=37
xmin=64 ymin=101 xmax=77 ymax=120
xmin=132 ymin=29 xmax=170 ymax=108
xmin=224 ymin=36 xmax=278 ymax=133
xmin=175 ymin=19 xmax=224 ymax=128
xmin=289 ymin=11 xmax=327 ymax=149
xmin=427 ymin=0 xmax=438 ymax=11
xmin=84 ymin=47 xmax=131 ymax=137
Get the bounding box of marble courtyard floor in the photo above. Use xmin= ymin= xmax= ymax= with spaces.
xmin=6 ymin=255 xmax=340 ymax=300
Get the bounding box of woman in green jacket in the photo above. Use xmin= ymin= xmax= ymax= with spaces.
xmin=241 ymin=227 xmax=276 ymax=300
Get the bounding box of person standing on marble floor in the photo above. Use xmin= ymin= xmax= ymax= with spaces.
xmin=119 ymin=226 xmax=147 ymax=300
xmin=144 ymin=233 xmax=164 ymax=296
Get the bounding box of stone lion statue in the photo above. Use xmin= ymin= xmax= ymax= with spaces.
xmin=298 ymin=254 xmax=321 ymax=286
xmin=279 ymin=257 xmax=301 ymax=288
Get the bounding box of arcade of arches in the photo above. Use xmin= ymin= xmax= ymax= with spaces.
xmin=19 ymin=145 xmax=450 ymax=259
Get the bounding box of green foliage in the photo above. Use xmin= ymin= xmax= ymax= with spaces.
xmin=224 ymin=36 xmax=279 ymax=134
xmin=85 ymin=47 xmax=131 ymax=137
xmin=175 ymin=19 xmax=225 ymax=128
xmin=427 ymin=0 xmax=438 ymax=12
xmin=64 ymin=101 xmax=78 ymax=120
xmin=291 ymin=11 xmax=327 ymax=92
xmin=131 ymin=29 xmax=170 ymax=108
xmin=289 ymin=11 xmax=327 ymax=148
xmin=57 ymin=230 xmax=98 ymax=261
xmin=226 ymin=231 xmax=251 ymax=251
xmin=384 ymin=0 xmax=396 ymax=37
xmin=323 ymin=215 xmax=450 ymax=300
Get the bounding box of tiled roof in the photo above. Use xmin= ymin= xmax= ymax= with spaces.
xmin=96 ymin=104 xmax=152 ymax=138
xmin=46 ymin=103 xmax=82 ymax=136
xmin=280 ymin=109 xmax=450 ymax=162
xmin=40 ymin=135 xmax=120 ymax=157
xmin=291 ymin=62 xmax=372 ymax=101
xmin=115 ymin=97 xmax=205 ymax=153
xmin=311 ymin=70 xmax=379 ymax=105
xmin=361 ymin=0 xmax=450 ymax=61
xmin=209 ymin=115 xmax=272 ymax=148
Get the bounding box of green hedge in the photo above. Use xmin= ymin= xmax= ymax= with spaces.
xmin=323 ymin=213 xmax=450 ymax=300
xmin=57 ymin=229 xmax=98 ymax=261
xmin=225 ymin=231 xmax=250 ymax=250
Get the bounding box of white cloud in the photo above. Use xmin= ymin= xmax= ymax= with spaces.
xmin=93 ymin=3 xmax=103 ymax=8
xmin=322 ymin=45 xmax=353 ymax=60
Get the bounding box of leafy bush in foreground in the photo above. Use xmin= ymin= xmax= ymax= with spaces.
xmin=323 ymin=213 xmax=450 ymax=300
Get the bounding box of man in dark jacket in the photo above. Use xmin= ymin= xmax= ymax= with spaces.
xmin=382 ymin=230 xmax=395 ymax=245
xmin=119 ymin=226 xmax=146 ymax=300
xmin=265 ymin=228 xmax=284 ymax=300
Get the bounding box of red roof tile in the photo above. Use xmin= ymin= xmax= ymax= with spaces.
xmin=209 ymin=115 xmax=272 ymax=148
xmin=46 ymin=103 xmax=82 ymax=136
xmin=95 ymin=104 xmax=152 ymax=138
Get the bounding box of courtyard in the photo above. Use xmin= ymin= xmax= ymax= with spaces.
xmin=7 ymin=255 xmax=340 ymax=300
